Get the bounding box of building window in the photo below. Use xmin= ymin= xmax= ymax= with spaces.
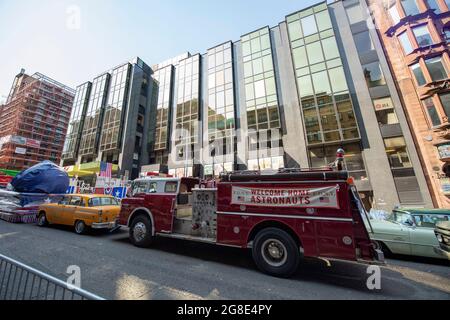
xmin=401 ymin=0 xmax=420 ymax=16
xmin=345 ymin=3 xmax=364 ymax=24
xmin=398 ymin=31 xmax=414 ymax=54
xmin=373 ymin=97 xmax=399 ymax=125
xmin=444 ymin=27 xmax=450 ymax=44
xmin=410 ymin=63 xmax=427 ymax=86
xmin=412 ymin=25 xmax=434 ymax=47
xmin=426 ymin=0 xmax=441 ymax=13
xmin=383 ymin=137 xmax=412 ymax=168
xmin=354 ymin=31 xmax=375 ymax=54
xmin=301 ymin=15 xmax=318 ymax=37
xmin=425 ymin=56 xmax=448 ymax=82
xmin=362 ymin=61 xmax=386 ymax=87
xmin=389 ymin=5 xmax=401 ymax=24
xmin=309 ymin=143 xmax=367 ymax=180
xmin=423 ymin=97 xmax=441 ymax=126
xmin=439 ymin=93 xmax=450 ymax=117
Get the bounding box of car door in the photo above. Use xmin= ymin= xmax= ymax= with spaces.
xmin=63 ymin=196 xmax=83 ymax=226
xmin=49 ymin=196 xmax=70 ymax=224
xmin=410 ymin=214 xmax=448 ymax=258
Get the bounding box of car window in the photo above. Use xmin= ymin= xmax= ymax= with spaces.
xmin=414 ymin=214 xmax=449 ymax=228
xmin=132 ymin=181 xmax=148 ymax=196
xmin=59 ymin=196 xmax=70 ymax=205
xmin=69 ymin=196 xmax=84 ymax=206
xmin=389 ymin=212 xmax=414 ymax=226
xmin=88 ymin=198 xmax=101 ymax=207
xmin=100 ymin=197 xmax=111 ymax=206
xmin=165 ymin=181 xmax=178 ymax=193
xmin=148 ymin=182 xmax=158 ymax=193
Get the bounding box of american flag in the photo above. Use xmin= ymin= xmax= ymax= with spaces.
xmin=99 ymin=162 xmax=112 ymax=178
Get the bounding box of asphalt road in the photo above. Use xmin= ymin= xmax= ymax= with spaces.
xmin=0 ymin=220 xmax=449 ymax=300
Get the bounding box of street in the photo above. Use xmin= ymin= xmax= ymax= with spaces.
xmin=0 ymin=220 xmax=449 ymax=300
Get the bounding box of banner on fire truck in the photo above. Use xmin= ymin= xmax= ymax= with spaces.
xmin=231 ymin=185 xmax=339 ymax=209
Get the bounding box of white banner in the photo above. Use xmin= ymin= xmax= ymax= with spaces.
xmin=231 ymin=185 xmax=340 ymax=209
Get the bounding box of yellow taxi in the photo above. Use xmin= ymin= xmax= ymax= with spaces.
xmin=37 ymin=194 xmax=121 ymax=234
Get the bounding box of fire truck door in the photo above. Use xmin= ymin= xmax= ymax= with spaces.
xmin=315 ymin=219 xmax=358 ymax=261
xmin=144 ymin=194 xmax=176 ymax=233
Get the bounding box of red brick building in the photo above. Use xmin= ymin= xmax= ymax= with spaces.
xmin=0 ymin=70 xmax=75 ymax=171
xmin=368 ymin=0 xmax=450 ymax=207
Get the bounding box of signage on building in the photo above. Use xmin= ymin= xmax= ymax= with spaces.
xmin=26 ymin=138 xmax=41 ymax=148
xmin=231 ymin=186 xmax=340 ymax=209
xmin=437 ymin=143 xmax=450 ymax=160
xmin=11 ymin=135 xmax=27 ymax=145
xmin=373 ymin=97 xmax=394 ymax=111
xmin=14 ymin=147 xmax=27 ymax=155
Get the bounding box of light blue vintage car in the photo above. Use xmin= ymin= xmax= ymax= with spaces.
xmin=370 ymin=208 xmax=450 ymax=260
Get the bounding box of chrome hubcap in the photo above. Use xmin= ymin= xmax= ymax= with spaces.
xmin=39 ymin=215 xmax=45 ymax=225
xmin=133 ymin=222 xmax=147 ymax=242
xmin=76 ymin=222 xmax=84 ymax=233
xmin=261 ymin=239 xmax=287 ymax=267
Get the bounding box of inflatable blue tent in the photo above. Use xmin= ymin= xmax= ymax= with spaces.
xmin=10 ymin=161 xmax=69 ymax=194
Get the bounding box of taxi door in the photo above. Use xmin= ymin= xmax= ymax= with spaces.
xmin=49 ymin=195 xmax=71 ymax=224
xmin=62 ymin=196 xmax=84 ymax=226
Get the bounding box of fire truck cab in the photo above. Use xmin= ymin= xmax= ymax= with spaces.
xmin=118 ymin=165 xmax=383 ymax=277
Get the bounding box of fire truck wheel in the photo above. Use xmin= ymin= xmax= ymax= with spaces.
xmin=129 ymin=215 xmax=153 ymax=248
xmin=252 ymin=228 xmax=300 ymax=277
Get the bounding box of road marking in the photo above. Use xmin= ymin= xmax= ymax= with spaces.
xmin=383 ymin=265 xmax=450 ymax=294
xmin=115 ymin=274 xmax=206 ymax=300
xmin=0 ymin=232 xmax=19 ymax=239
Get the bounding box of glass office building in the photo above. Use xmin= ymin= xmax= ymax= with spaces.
xmin=63 ymin=1 xmax=434 ymax=211
xmin=61 ymin=58 xmax=153 ymax=180
xmin=145 ymin=0 xmax=433 ymax=211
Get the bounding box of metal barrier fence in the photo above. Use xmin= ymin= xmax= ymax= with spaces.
xmin=0 ymin=253 xmax=105 ymax=300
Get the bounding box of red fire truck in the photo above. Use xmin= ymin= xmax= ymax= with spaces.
xmin=117 ymin=153 xmax=383 ymax=277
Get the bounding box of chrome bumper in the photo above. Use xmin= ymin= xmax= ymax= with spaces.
xmin=91 ymin=222 xmax=117 ymax=229
xmin=433 ymin=246 xmax=450 ymax=260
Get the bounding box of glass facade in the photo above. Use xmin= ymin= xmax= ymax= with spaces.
xmin=78 ymin=73 xmax=110 ymax=157
xmin=207 ymin=42 xmax=235 ymax=171
xmin=241 ymin=27 xmax=283 ymax=168
xmin=99 ymin=63 xmax=131 ymax=152
xmin=153 ymin=65 xmax=173 ymax=151
xmin=174 ymin=54 xmax=200 ymax=167
xmin=62 ymin=82 xmax=91 ymax=160
xmin=287 ymin=4 xmax=359 ymax=146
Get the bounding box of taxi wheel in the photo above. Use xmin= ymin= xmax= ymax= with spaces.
xmin=37 ymin=212 xmax=48 ymax=227
xmin=252 ymin=228 xmax=300 ymax=278
xmin=74 ymin=220 xmax=87 ymax=235
xmin=129 ymin=215 xmax=153 ymax=248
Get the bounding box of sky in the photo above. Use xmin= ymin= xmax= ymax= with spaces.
xmin=0 ymin=0 xmax=322 ymax=102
